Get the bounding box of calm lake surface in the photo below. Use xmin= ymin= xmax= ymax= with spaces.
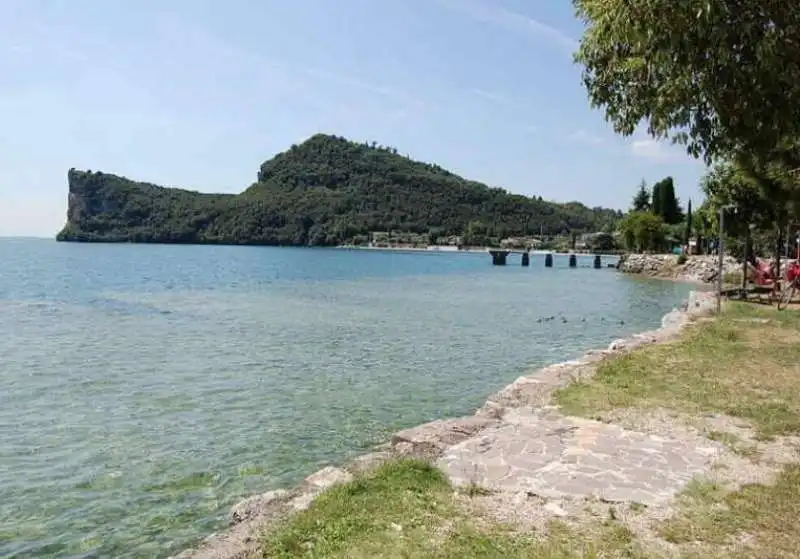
xmin=0 ymin=239 xmax=694 ymax=558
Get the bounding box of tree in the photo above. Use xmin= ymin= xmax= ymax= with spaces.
xmin=631 ymin=180 xmax=650 ymax=212
xmin=701 ymin=160 xmax=775 ymax=260
xmin=693 ymin=202 xmax=715 ymax=255
xmin=619 ymin=211 xmax=666 ymax=252
xmin=574 ymin=0 xmax=800 ymax=163
xmin=685 ymin=199 xmax=692 ymax=247
xmin=651 ymin=180 xmax=662 ymax=218
xmin=586 ymin=232 xmax=616 ymax=252
xmin=651 ymin=177 xmax=683 ymax=224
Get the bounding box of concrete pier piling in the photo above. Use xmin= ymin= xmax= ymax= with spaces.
xmin=489 ymin=250 xmax=509 ymax=266
xmin=488 ymin=250 xmax=609 ymax=269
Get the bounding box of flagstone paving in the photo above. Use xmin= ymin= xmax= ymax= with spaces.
xmin=438 ymin=408 xmax=721 ymax=506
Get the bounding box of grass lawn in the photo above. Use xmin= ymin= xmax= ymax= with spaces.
xmin=260 ymin=303 xmax=800 ymax=558
xmin=555 ymin=302 xmax=800 ymax=440
xmin=555 ymin=301 xmax=800 ymax=557
xmin=658 ymin=466 xmax=800 ymax=558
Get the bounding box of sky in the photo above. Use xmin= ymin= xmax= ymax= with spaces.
xmin=0 ymin=0 xmax=708 ymax=237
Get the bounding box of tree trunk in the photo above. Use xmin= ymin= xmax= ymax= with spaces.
xmin=776 ymin=219 xmax=784 ymax=287
xmin=742 ymin=226 xmax=750 ymax=296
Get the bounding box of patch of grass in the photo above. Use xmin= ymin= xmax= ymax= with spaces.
xmin=262 ymin=459 xmax=650 ymax=558
xmin=706 ymin=431 xmax=758 ymax=457
xmin=459 ymin=482 xmax=494 ymax=497
xmin=555 ymin=302 xmax=800 ymax=440
xmin=659 ymin=465 xmax=800 ymax=557
xmin=724 ymin=270 xmax=744 ymax=286
xmin=263 ymin=459 xmax=451 ymax=557
xmin=629 ymin=502 xmax=647 ymax=513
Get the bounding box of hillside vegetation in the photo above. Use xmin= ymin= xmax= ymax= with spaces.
xmin=57 ymin=134 xmax=621 ymax=246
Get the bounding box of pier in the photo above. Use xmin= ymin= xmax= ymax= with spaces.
xmin=487 ymin=249 xmax=615 ymax=268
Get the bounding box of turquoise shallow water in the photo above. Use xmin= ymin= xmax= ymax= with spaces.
xmin=0 ymin=239 xmax=693 ymax=558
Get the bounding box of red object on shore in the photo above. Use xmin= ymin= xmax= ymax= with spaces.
xmin=755 ymin=259 xmax=776 ymax=286
xmin=786 ymin=261 xmax=800 ymax=283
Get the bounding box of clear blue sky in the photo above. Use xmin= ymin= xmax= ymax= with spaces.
xmin=1 ymin=0 xmax=707 ymax=237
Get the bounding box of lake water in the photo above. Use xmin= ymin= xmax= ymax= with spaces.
xmin=0 ymin=239 xmax=693 ymax=558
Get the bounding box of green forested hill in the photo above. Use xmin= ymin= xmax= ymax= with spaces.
xmin=57 ymin=134 xmax=621 ymax=246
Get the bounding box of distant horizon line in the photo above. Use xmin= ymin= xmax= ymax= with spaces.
xmin=0 ymin=235 xmax=56 ymax=240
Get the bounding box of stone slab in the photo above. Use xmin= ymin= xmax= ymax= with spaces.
xmin=438 ymin=410 xmax=720 ymax=506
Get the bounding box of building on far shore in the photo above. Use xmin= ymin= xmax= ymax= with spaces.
xmin=427 ymin=245 xmax=459 ymax=252
xmin=500 ymin=237 xmax=543 ymax=250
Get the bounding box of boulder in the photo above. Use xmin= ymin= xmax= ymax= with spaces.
xmin=391 ymin=416 xmax=499 ymax=456
xmin=287 ymin=466 xmax=355 ymax=512
xmin=230 ymin=489 xmax=290 ymax=524
xmin=304 ymin=466 xmax=353 ymax=490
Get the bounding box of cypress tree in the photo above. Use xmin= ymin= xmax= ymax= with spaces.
xmin=653 ymin=176 xmax=682 ymax=224
xmin=651 ymin=181 xmax=663 ymax=217
xmin=685 ymin=199 xmax=692 ymax=246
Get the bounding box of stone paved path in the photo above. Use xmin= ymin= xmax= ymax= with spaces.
xmin=438 ymin=408 xmax=721 ymax=506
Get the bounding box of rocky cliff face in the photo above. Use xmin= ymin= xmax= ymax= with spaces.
xmin=63 ymin=170 xmax=120 ymax=227
xmin=58 ymin=169 xmax=154 ymax=242
xmin=617 ymin=254 xmax=741 ymax=283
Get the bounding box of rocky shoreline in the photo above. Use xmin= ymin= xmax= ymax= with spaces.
xmin=617 ymin=253 xmax=741 ymax=284
xmin=172 ymin=290 xmax=716 ymax=559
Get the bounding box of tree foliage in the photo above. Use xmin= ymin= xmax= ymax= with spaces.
xmin=702 ymin=161 xmax=774 ymax=233
xmin=574 ymin=0 xmax=800 ymax=162
xmin=631 ymin=180 xmax=650 ymax=212
xmin=585 ymin=232 xmax=616 ymax=252
xmin=650 ymin=180 xmax=662 ymax=219
xmin=700 ymin=156 xmax=799 ymax=259
xmin=685 ymin=199 xmax=692 ymax=246
xmin=57 ymin=134 xmax=622 ymax=246
xmin=618 ymin=211 xmax=666 ymax=252
xmin=650 ymin=176 xmax=683 ymax=224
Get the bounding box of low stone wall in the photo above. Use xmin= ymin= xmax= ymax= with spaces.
xmin=172 ymin=291 xmax=717 ymax=559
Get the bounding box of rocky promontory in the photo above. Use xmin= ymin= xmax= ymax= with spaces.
xmin=56 ymin=134 xmax=618 ymax=246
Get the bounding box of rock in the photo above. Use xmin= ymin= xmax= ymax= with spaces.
xmin=391 ymin=416 xmax=499 ymax=457
xmin=660 ymin=309 xmax=686 ymax=330
xmin=544 ymin=502 xmax=568 ymax=517
xmin=304 ymin=466 xmax=353 ymax=490
xmin=290 ymin=491 xmax=317 ymax=511
xmin=230 ymin=489 xmax=290 ymax=524
xmin=285 ymin=466 xmax=355 ymax=512
xmin=617 ymin=254 xmax=741 ymax=284
xmin=608 ymin=338 xmax=629 ymax=351
xmin=346 ymin=450 xmax=393 ymax=474
xmin=475 ymin=401 xmax=506 ymax=420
